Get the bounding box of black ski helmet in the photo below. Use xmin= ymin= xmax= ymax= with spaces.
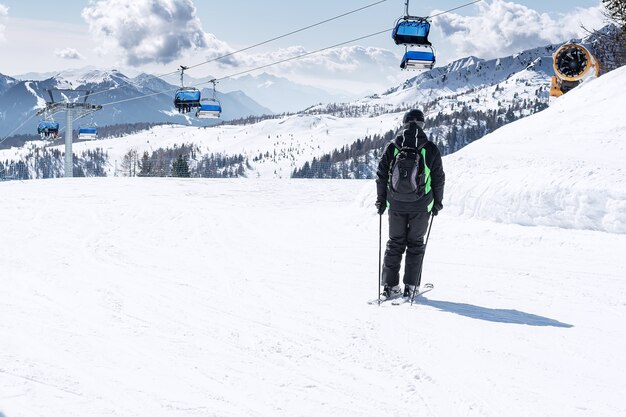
xmin=403 ymin=109 xmax=425 ymax=124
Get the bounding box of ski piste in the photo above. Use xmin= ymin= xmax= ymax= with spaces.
xmin=367 ymin=283 xmax=434 ymax=306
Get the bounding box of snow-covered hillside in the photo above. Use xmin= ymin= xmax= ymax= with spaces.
xmin=306 ymin=43 xmax=556 ymax=118
xmin=5 ymin=67 xmax=625 ymax=235
xmin=444 ymin=65 xmax=626 ymax=234
xmin=0 ymin=111 xmax=403 ymax=179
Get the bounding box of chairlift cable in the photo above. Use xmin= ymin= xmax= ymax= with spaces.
xmin=100 ymin=27 xmax=393 ymax=107
xmin=0 ymin=0 xmax=483 ymax=139
xmin=0 ymin=111 xmax=40 ymax=146
xmin=212 ymin=28 xmax=392 ymax=82
xmin=100 ymin=0 xmax=482 ymax=107
xmin=427 ymin=0 xmax=482 ymax=19
xmin=186 ymin=0 xmax=388 ymax=72
xmin=84 ymin=0 xmax=389 ymax=101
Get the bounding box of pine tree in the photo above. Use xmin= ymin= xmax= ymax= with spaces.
xmin=138 ymin=151 xmax=153 ymax=177
xmin=172 ymin=154 xmax=190 ymax=178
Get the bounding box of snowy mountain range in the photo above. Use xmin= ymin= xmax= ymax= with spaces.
xmin=0 ymin=37 xmax=577 ymax=182
xmin=0 ymin=69 xmax=272 ymax=137
xmin=1 ymin=45 xmax=553 ymax=151
xmin=0 ymin=38 xmax=556 ymax=140
xmin=159 ymin=71 xmax=356 ymax=113
xmin=3 ymin=24 xmax=620 ymax=146
xmin=217 ymin=73 xmax=356 ymax=113
xmin=0 ymin=73 xmax=17 ymax=96
xmin=302 ymin=42 xmax=558 ymax=146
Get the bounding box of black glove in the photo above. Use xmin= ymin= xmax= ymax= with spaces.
xmin=375 ymin=199 xmax=386 ymax=215
xmin=432 ymin=201 xmax=443 ymax=216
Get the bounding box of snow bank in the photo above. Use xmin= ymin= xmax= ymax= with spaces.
xmin=444 ymin=66 xmax=626 ymax=234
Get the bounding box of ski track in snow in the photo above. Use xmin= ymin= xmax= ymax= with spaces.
xmin=1 ymin=178 xmax=625 ymax=417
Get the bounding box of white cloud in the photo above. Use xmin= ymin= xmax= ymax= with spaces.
xmin=433 ymin=0 xmax=606 ymax=60
xmin=0 ymin=3 xmax=8 ymax=43
xmin=81 ymin=0 xmax=232 ymax=66
xmin=236 ymin=45 xmax=403 ymax=86
xmin=55 ymin=48 xmax=83 ymax=60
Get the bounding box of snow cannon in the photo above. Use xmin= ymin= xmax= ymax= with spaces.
xmin=550 ymin=42 xmax=599 ymax=98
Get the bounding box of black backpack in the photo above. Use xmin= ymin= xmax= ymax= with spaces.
xmin=389 ymin=145 xmax=426 ymax=202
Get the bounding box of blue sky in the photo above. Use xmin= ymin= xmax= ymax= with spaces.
xmin=0 ymin=0 xmax=608 ymax=93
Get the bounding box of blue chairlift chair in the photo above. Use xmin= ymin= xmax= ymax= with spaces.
xmin=78 ymin=127 xmax=98 ymax=140
xmin=37 ymin=121 xmax=60 ymax=139
xmin=392 ymin=18 xmax=432 ymax=46
xmin=196 ymin=98 xmax=222 ymax=119
xmin=400 ymin=47 xmax=436 ymax=70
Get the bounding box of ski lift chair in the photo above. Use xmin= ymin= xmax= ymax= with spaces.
xmin=78 ymin=127 xmax=98 ymax=140
xmin=174 ymin=88 xmax=201 ymax=113
xmin=392 ymin=18 xmax=432 ymax=46
xmin=37 ymin=121 xmax=60 ymax=139
xmin=196 ymin=98 xmax=222 ymax=119
xmin=400 ymin=48 xmax=436 ymax=70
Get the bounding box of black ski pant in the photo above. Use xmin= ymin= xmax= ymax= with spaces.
xmin=381 ymin=211 xmax=430 ymax=287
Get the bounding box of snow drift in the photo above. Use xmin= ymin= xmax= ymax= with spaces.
xmin=444 ymin=66 xmax=626 ymax=233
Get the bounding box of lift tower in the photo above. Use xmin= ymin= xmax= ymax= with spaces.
xmin=36 ymin=89 xmax=103 ymax=178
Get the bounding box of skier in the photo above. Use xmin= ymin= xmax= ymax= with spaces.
xmin=375 ymin=109 xmax=445 ymax=301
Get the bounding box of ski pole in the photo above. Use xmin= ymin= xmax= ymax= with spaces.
xmin=411 ymin=213 xmax=435 ymax=305
xmin=378 ymin=213 xmax=383 ymax=305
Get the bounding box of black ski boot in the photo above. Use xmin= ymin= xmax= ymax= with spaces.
xmin=382 ymin=285 xmax=402 ymax=300
xmin=403 ymin=285 xmax=416 ymax=299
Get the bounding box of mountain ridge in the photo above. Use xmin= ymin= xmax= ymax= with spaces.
xmin=0 ymin=69 xmax=272 ymax=138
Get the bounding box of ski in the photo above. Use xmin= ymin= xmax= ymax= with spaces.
xmin=367 ymin=283 xmax=433 ymax=306
xmin=367 ymin=292 xmax=403 ymax=305
xmin=391 ymin=283 xmax=434 ymax=305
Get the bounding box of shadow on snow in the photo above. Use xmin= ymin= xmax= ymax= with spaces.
xmin=420 ymin=298 xmax=573 ymax=328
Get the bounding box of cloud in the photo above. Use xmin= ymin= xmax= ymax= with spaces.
xmin=55 ymin=48 xmax=83 ymax=60
xmin=82 ymin=0 xmax=231 ymax=66
xmin=227 ymin=45 xmax=404 ymax=92
xmin=0 ymin=3 xmax=8 ymax=43
xmin=242 ymin=45 xmax=400 ymax=77
xmin=433 ymin=0 xmax=606 ymax=60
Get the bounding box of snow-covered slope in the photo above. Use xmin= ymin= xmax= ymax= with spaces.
xmin=1 ymin=67 xmax=625 ymax=417
xmin=306 ymin=43 xmax=556 ymax=118
xmin=1 ymin=177 xmax=625 ymax=417
xmin=444 ymin=66 xmax=626 ymax=234
xmin=0 ymin=111 xmax=403 ymax=179
xmin=0 ymin=73 xmax=16 ymax=96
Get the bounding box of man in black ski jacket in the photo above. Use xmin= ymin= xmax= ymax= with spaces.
xmin=375 ymin=109 xmax=445 ymax=300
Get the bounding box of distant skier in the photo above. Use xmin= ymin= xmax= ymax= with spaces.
xmin=375 ymin=109 xmax=445 ymax=301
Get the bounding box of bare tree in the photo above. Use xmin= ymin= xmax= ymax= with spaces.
xmin=603 ymin=0 xmax=626 ymax=32
xmin=120 ymin=149 xmax=138 ymax=177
